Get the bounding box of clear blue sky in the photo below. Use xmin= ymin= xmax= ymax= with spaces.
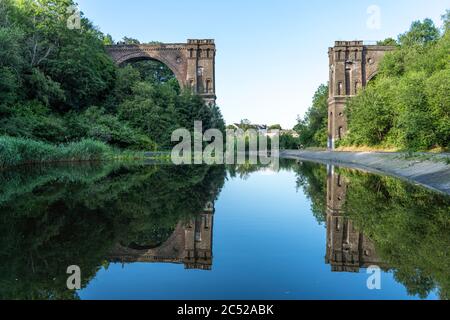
xmin=77 ymin=0 xmax=449 ymax=128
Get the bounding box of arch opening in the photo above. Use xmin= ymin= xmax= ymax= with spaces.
xmin=121 ymin=224 xmax=177 ymax=251
xmin=366 ymin=72 xmax=379 ymax=86
xmin=120 ymin=57 xmax=182 ymax=91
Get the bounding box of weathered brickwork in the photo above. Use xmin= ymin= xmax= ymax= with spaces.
xmin=106 ymin=39 xmax=216 ymax=106
xmin=328 ymin=41 xmax=395 ymax=149
xmin=108 ymin=202 xmax=215 ymax=271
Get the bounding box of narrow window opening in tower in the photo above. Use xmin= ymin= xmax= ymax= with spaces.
xmin=345 ymin=68 xmax=351 ymax=95
xmin=338 ymin=126 xmax=344 ymax=139
xmin=197 ymin=66 xmax=204 ymax=77
xmin=195 ymin=231 xmax=202 ymax=242
xmin=338 ymin=82 xmax=343 ymax=96
xmin=354 ymin=81 xmax=359 ymax=94
xmin=329 ymin=112 xmax=333 ymax=132
xmin=206 ymin=79 xmax=211 ymax=93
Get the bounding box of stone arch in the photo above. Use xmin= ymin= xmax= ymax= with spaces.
xmin=106 ymin=40 xmax=217 ymax=105
xmin=366 ymin=71 xmax=378 ymax=84
xmin=107 ymin=45 xmax=187 ymax=88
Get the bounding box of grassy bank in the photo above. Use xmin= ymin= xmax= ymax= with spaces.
xmin=0 ymin=136 xmax=145 ymax=169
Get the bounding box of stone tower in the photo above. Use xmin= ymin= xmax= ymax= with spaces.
xmin=328 ymin=41 xmax=395 ymax=149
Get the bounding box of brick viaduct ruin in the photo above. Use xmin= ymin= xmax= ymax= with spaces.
xmin=108 ymin=201 xmax=215 ymax=270
xmin=106 ymin=39 xmax=216 ymax=107
xmin=328 ymin=41 xmax=396 ymax=149
xmin=107 ymin=39 xmax=396 ymax=150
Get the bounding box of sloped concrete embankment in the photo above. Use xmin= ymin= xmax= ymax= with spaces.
xmin=281 ymin=150 xmax=450 ymax=195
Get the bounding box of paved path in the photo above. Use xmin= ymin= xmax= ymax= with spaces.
xmin=281 ymin=150 xmax=450 ymax=195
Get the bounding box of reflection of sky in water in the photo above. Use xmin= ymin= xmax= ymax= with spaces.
xmin=79 ymin=169 xmax=439 ymax=300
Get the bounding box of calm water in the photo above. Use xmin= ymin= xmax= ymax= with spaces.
xmin=0 ymin=160 xmax=449 ymax=300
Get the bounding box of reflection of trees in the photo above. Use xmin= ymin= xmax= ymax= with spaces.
xmin=0 ymin=163 xmax=226 ymax=299
xmin=292 ymin=161 xmax=328 ymax=224
xmin=340 ymin=170 xmax=450 ymax=300
xmin=294 ymin=162 xmax=450 ymax=300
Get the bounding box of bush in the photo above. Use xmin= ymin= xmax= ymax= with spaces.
xmin=0 ymin=136 xmax=113 ymax=168
xmin=65 ymin=107 xmax=157 ymax=150
xmin=343 ymin=16 xmax=450 ymax=151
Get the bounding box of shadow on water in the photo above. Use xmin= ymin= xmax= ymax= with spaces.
xmin=0 ymin=159 xmax=448 ymax=299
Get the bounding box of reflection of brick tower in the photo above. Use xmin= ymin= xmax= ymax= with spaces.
xmin=325 ymin=166 xmax=382 ymax=272
xmin=183 ymin=201 xmax=214 ymax=270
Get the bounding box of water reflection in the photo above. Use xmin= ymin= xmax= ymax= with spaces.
xmin=109 ymin=202 xmax=215 ymax=270
xmin=0 ymin=160 xmax=448 ymax=299
xmin=325 ymin=165 xmax=383 ymax=272
xmin=0 ymin=163 xmax=225 ymax=299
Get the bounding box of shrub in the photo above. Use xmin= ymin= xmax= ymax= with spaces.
xmin=0 ymin=136 xmax=113 ymax=169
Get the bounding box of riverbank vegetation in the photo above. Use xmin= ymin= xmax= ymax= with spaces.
xmin=0 ymin=0 xmax=224 ymax=167
xmin=294 ymin=12 xmax=449 ymax=152
xmin=293 ymin=84 xmax=329 ymax=149
xmin=342 ymin=12 xmax=450 ymax=151
xmin=293 ymin=162 xmax=450 ymax=300
xmin=0 ymin=162 xmax=226 ymax=299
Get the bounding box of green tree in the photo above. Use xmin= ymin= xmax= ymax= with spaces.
xmin=344 ymin=13 xmax=450 ymax=151
xmin=294 ymin=84 xmax=329 ymax=148
xmin=398 ymin=18 xmax=440 ymax=46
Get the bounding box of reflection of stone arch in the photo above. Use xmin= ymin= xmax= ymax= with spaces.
xmin=108 ymin=206 xmax=215 ymax=270
xmin=106 ymin=39 xmax=217 ymax=105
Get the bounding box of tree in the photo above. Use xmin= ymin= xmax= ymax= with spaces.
xmin=294 ymin=84 xmax=329 ymax=148
xmin=268 ymin=124 xmax=282 ymax=130
xmin=398 ymin=18 xmax=440 ymax=47
xmin=377 ymin=38 xmax=398 ymax=46
xmin=343 ymin=13 xmax=450 ymax=151
xmin=121 ymin=36 xmax=140 ymax=45
xmin=239 ymin=119 xmax=252 ymax=131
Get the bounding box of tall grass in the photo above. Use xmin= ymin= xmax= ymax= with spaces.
xmin=0 ymin=136 xmax=115 ymax=169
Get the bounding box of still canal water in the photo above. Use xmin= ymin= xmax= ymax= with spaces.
xmin=0 ymin=159 xmax=448 ymax=300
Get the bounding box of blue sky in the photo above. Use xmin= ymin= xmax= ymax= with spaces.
xmin=77 ymin=0 xmax=449 ymax=128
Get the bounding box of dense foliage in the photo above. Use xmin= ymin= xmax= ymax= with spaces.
xmin=343 ymin=13 xmax=450 ymax=150
xmin=341 ymin=169 xmax=450 ymax=300
xmin=0 ymin=0 xmax=224 ymax=161
xmin=293 ymin=162 xmax=450 ymax=300
xmin=0 ymin=136 xmax=114 ymax=168
xmin=0 ymin=162 xmax=226 ymax=299
xmin=294 ymin=84 xmax=329 ymax=148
